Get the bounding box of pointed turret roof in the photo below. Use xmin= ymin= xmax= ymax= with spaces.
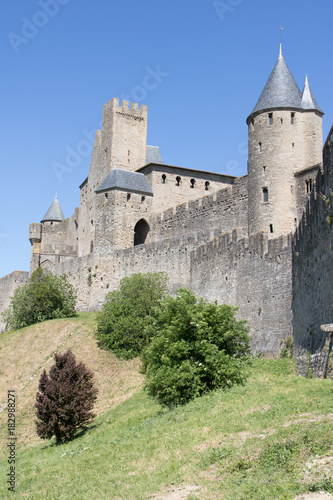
xmin=247 ymin=52 xmax=303 ymax=123
xmin=41 ymin=194 xmax=65 ymax=223
xmin=301 ymin=75 xmax=323 ymax=114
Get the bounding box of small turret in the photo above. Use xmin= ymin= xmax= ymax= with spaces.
xmin=247 ymin=46 xmax=323 ymax=238
xmin=41 ymin=194 xmax=65 ymax=224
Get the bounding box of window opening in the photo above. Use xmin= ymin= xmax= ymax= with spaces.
xmin=259 ymin=142 xmax=262 ymax=152
xmin=263 ymin=187 xmax=268 ymax=202
xmin=175 ymin=176 xmax=181 ymax=186
xmin=190 ymin=178 xmax=196 ymax=188
xmin=205 ymin=181 xmax=210 ymax=191
xmin=268 ymin=113 xmax=273 ymax=125
xmin=291 ymin=113 xmax=295 ymax=124
xmin=127 ymin=193 xmax=131 ymax=201
xmin=306 ymin=179 xmax=312 ymax=193
xmin=161 ymin=174 xmax=166 ymax=184
xmin=269 ymin=224 xmax=273 ymax=233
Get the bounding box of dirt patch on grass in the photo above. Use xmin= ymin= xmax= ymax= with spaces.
xmin=150 ymin=485 xmax=201 ymax=499
xmin=0 ymin=316 xmax=143 ymax=452
xmin=294 ymin=494 xmax=333 ymax=500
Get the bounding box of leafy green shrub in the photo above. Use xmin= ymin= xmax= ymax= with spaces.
xmin=2 ymin=268 xmax=77 ymax=331
xmin=280 ymin=336 xmax=293 ymax=358
xmin=96 ymin=272 xmax=168 ymax=359
xmin=141 ymin=288 xmax=252 ymax=407
xmin=35 ymin=349 xmax=98 ymax=443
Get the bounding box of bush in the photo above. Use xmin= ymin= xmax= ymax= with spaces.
xmin=35 ymin=350 xmax=98 ymax=443
xmin=2 ymin=268 xmax=77 ymax=331
xmin=141 ymin=288 xmax=252 ymax=407
xmin=96 ymin=272 xmax=168 ymax=359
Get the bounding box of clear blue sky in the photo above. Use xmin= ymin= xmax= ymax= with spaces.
xmin=1 ymin=0 xmax=332 ymax=277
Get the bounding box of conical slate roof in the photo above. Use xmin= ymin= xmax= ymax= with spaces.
xmin=95 ymin=168 xmax=153 ymax=196
xmin=301 ymin=75 xmax=323 ymax=113
xmin=247 ymin=53 xmax=302 ymax=123
xmin=41 ymin=195 xmax=65 ymax=223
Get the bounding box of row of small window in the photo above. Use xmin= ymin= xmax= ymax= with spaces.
xmin=251 ymin=112 xmax=295 ymax=127
xmin=161 ymin=174 xmax=210 ymax=190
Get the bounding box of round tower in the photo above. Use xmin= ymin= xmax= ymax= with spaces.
xmin=246 ymin=46 xmax=323 ymax=237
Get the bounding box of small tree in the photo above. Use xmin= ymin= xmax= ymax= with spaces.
xmin=141 ymin=288 xmax=252 ymax=407
xmin=96 ymin=272 xmax=168 ymax=359
xmin=35 ymin=350 xmax=98 ymax=443
xmin=3 ymin=268 xmax=77 ymax=331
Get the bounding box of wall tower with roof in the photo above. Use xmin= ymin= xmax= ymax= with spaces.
xmin=246 ymin=45 xmax=323 ymax=237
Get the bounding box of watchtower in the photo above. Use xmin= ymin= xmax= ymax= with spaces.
xmin=246 ymin=46 xmax=323 ymax=237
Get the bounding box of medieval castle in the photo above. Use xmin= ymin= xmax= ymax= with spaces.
xmin=1 ymin=46 xmax=333 ymax=377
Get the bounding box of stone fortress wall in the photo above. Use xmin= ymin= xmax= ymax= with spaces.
xmin=292 ymin=126 xmax=333 ymax=377
xmin=0 ymin=271 xmax=29 ymax=331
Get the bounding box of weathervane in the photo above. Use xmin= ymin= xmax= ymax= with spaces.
xmin=279 ymin=26 xmax=284 ymax=57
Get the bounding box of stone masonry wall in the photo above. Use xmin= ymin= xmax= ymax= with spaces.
xmin=151 ymin=176 xmax=248 ymax=241
xmin=190 ymin=230 xmax=293 ymax=356
xmin=0 ymin=271 xmax=29 ymax=332
xmin=139 ymin=164 xmax=235 ymax=214
xmin=50 ymin=224 xmax=291 ymax=356
xmin=293 ymin=125 xmax=333 ymax=377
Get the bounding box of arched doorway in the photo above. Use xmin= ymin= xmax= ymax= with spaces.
xmin=134 ymin=219 xmax=150 ymax=246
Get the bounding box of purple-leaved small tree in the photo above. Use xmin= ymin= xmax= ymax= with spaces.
xmin=35 ymin=349 xmax=98 ymax=443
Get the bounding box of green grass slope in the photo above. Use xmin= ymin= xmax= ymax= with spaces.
xmin=1 ymin=315 xmax=333 ymax=499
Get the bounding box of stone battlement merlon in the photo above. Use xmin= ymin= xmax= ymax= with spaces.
xmin=104 ymin=97 xmax=148 ymax=117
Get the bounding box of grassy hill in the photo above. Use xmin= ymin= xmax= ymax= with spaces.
xmin=1 ymin=313 xmax=333 ymax=499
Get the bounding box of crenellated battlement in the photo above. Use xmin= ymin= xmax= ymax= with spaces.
xmin=104 ymin=97 xmax=148 ymax=118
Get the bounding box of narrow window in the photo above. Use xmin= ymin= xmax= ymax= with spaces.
xmin=161 ymin=174 xmax=166 ymax=184
xmin=175 ymin=176 xmax=181 ymax=186
xmin=205 ymin=181 xmax=210 ymax=191
xmin=268 ymin=113 xmax=273 ymax=125
xmin=263 ymin=187 xmax=268 ymax=202
xmin=280 ymin=117 xmax=283 ymax=126
xmin=75 ymin=220 xmax=78 ymax=230
xmin=128 ymin=150 xmax=131 ymax=156
xmin=292 ymin=143 xmax=295 ymax=149
xmin=90 ymin=241 xmax=94 ymax=253
xmin=105 ymin=193 xmax=108 ymax=199
xmin=91 ymin=219 xmax=93 ymax=226
xmin=291 ymin=112 xmax=295 ymax=124
xmin=190 ymin=178 xmax=196 ymax=189
xmin=263 ymin=166 xmax=266 ymax=173
xmin=141 ymin=196 xmax=145 ymax=203
xmin=127 ymin=193 xmax=131 ymax=201
xmin=259 ymin=142 xmax=262 ymax=152
xmin=305 ymin=179 xmax=312 ymax=193
xmin=269 ymin=224 xmax=273 ymax=233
